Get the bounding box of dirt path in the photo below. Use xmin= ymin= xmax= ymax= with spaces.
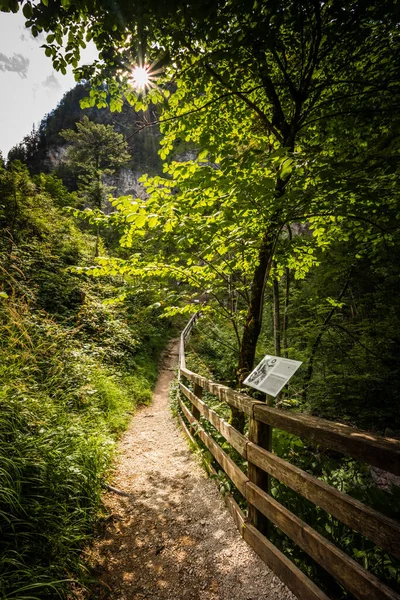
xmin=83 ymin=340 xmax=295 ymax=600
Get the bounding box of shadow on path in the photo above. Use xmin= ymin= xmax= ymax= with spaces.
xmin=80 ymin=341 xmax=294 ymax=600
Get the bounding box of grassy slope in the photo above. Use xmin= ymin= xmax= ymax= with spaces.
xmin=0 ymin=163 xmax=171 ymax=598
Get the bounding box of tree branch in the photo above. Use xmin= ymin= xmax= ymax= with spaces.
xmin=204 ymin=63 xmax=283 ymax=142
xmin=124 ymin=86 xmax=265 ymax=142
xmin=301 ymin=106 xmax=400 ymax=129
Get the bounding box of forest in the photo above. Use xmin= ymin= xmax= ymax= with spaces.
xmin=0 ymin=0 xmax=400 ymax=599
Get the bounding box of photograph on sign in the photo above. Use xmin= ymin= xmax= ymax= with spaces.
xmin=243 ymin=355 xmax=302 ymax=397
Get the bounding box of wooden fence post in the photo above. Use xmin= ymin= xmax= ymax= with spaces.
xmin=248 ymin=397 xmax=273 ymax=536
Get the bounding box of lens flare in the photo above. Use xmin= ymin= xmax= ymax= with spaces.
xmin=131 ymin=66 xmax=150 ymax=89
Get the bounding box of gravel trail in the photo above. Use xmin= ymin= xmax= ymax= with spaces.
xmin=83 ymin=340 xmax=296 ymax=600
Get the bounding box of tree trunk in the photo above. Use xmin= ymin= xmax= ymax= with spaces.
xmin=94 ymin=169 xmax=102 ymax=257
xmin=237 ymin=224 xmax=277 ymax=381
xmin=272 ymin=264 xmax=281 ymax=357
xmin=95 ymin=223 xmax=100 ymax=257
xmin=233 ymin=135 xmax=295 ymax=429
xmin=282 ymin=267 xmax=290 ymax=358
xmin=282 ymin=225 xmax=292 ymax=359
xmin=231 ymin=224 xmax=277 ymax=432
xmin=272 ymin=264 xmax=282 ymax=403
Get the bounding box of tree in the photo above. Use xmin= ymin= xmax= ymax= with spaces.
xmin=5 ymin=0 xmax=400 ymax=419
xmin=60 ymin=115 xmax=130 ymax=210
xmin=60 ymin=116 xmax=130 ymax=255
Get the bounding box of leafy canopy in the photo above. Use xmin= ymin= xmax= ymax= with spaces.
xmin=5 ymin=0 xmax=400 ymax=376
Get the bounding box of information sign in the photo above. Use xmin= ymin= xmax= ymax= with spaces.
xmin=243 ymin=355 xmax=302 ymax=397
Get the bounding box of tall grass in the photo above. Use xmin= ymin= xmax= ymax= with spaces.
xmin=0 ymin=163 xmax=171 ymax=597
xmin=0 ymin=295 xmax=166 ymax=599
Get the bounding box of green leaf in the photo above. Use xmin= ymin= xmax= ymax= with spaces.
xmin=135 ymin=214 xmax=147 ymax=228
xmin=198 ymin=149 xmax=208 ymax=162
xmin=148 ymin=216 xmax=158 ymax=228
xmin=22 ymin=2 xmax=32 ymax=18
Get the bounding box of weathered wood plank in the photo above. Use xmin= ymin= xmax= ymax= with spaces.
xmin=196 ymin=427 xmax=249 ymax=496
xmin=246 ymin=482 xmax=400 ymax=600
xmin=179 ymin=396 xmax=196 ymax=427
xmin=253 ymin=405 xmax=400 ymax=476
xmin=206 ymin=452 xmax=246 ymax=533
xmin=181 ymin=361 xmax=400 ymax=477
xmin=243 ymin=523 xmax=330 ymax=600
xmin=178 ymin=412 xmax=197 ymax=447
xmin=179 ymin=382 xmax=248 ymax=457
xmin=247 ymin=442 xmax=400 ymax=559
xmin=248 ymin=415 xmax=271 ymax=536
xmin=224 ymin=494 xmax=246 ymax=535
xmin=178 ymin=393 xmax=248 ymax=495
xmin=181 ymin=366 xmax=260 ymax=416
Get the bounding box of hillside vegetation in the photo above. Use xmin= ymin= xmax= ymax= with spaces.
xmin=0 ymin=160 xmax=170 ymax=598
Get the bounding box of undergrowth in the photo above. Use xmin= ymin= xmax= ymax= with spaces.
xmin=0 ymin=163 xmax=171 ymax=598
xmin=0 ymin=293 xmax=169 ymax=599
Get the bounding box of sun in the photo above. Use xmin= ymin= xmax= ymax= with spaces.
xmin=131 ymin=66 xmax=150 ymax=90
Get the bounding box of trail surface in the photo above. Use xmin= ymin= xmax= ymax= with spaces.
xmin=83 ymin=341 xmax=295 ymax=600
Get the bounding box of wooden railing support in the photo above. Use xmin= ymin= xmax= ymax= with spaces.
xmin=248 ymin=405 xmax=272 ymax=536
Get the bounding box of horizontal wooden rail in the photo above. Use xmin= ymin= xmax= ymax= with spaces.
xmin=188 ymin=436 xmax=330 ymax=600
xmin=179 ymin=397 xmax=400 ymax=600
xmin=180 ymin=382 xmax=248 ymax=457
xmin=253 ymin=404 xmax=400 ymax=477
xmin=179 ymin=394 xmax=196 ymax=427
xmin=178 ymin=396 xmax=248 ymax=495
xmin=177 ymin=412 xmax=197 ymax=446
xmin=246 ymin=482 xmax=399 ymax=600
xmin=247 ymin=442 xmax=400 ymax=560
xmin=181 ymin=382 xmax=400 ymax=559
xmin=181 ymin=366 xmax=260 ymax=416
xmin=181 ymin=366 xmax=400 ymax=476
xmin=178 ymin=396 xmax=330 ymax=600
xmin=225 ymin=493 xmax=246 ymax=533
xmin=243 ymin=524 xmax=330 ymax=600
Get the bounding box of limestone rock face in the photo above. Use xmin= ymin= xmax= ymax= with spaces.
xmin=44 ymin=146 xmax=68 ymax=170
xmin=105 ymin=168 xmax=148 ymax=200
xmin=9 ymin=82 xmax=198 ymax=202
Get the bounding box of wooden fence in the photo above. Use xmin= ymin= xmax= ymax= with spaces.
xmin=177 ymin=314 xmax=400 ymax=600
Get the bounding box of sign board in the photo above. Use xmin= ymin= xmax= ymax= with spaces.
xmin=243 ymin=355 xmax=302 ymax=397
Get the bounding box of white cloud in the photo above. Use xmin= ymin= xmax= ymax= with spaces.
xmin=42 ymin=73 xmax=62 ymax=90
xmin=0 ymin=52 xmax=30 ymax=77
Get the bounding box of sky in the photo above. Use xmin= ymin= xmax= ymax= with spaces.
xmin=0 ymin=10 xmax=97 ymax=158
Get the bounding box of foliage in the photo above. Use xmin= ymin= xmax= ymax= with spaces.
xmin=0 ymin=160 xmax=170 ymax=598
xmin=60 ymin=116 xmax=130 ymax=210
xmin=24 ymin=0 xmax=399 ymax=393
xmin=2 ymin=0 xmax=400 ymax=594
